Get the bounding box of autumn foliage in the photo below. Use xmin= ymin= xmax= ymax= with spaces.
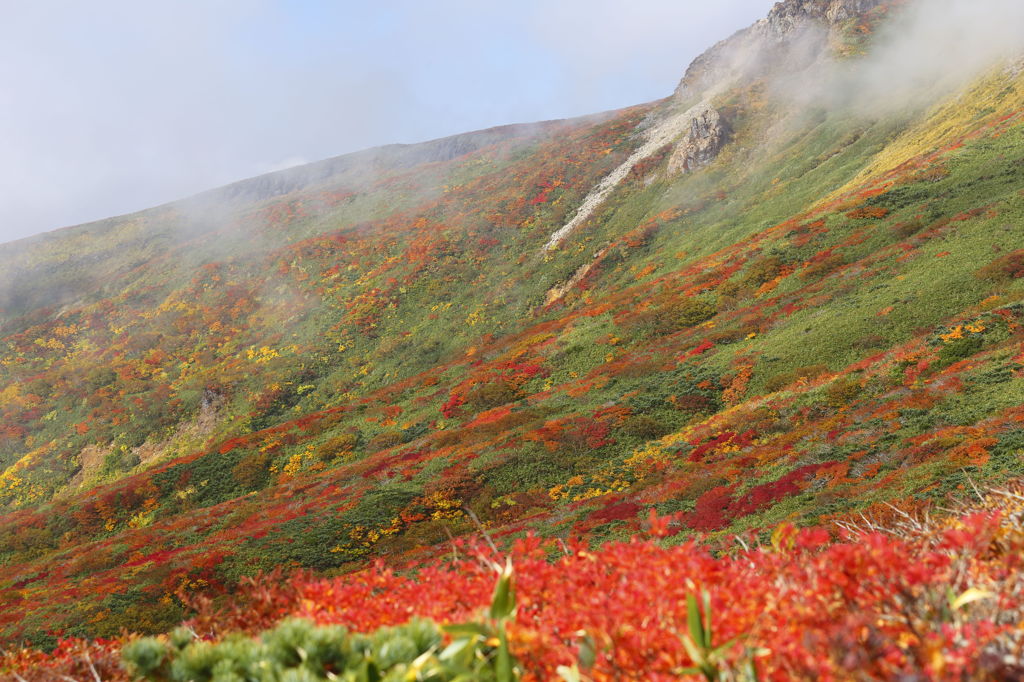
xmin=6 ymin=494 xmax=1024 ymax=681
xmin=3 ymin=3 xmax=1024 ymax=675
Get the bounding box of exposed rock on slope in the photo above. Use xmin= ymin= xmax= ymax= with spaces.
xmin=675 ymin=0 xmax=885 ymax=99
xmin=824 ymin=0 xmax=883 ymax=23
xmin=766 ymin=0 xmax=884 ymax=35
xmin=544 ymin=247 xmax=608 ymax=305
xmin=667 ymin=105 xmax=729 ymax=174
xmin=543 ymin=101 xmax=716 ymax=250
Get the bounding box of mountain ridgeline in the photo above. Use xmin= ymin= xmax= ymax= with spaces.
xmin=2 ymin=0 xmax=1024 ymax=645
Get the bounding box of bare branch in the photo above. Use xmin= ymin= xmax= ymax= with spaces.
xmin=82 ymin=649 xmax=103 ymax=682
xmin=962 ymin=469 xmax=984 ymax=502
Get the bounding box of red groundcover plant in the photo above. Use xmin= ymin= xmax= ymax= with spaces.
xmin=4 ymin=499 xmax=1024 ymax=681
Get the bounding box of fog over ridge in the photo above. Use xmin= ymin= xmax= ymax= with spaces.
xmin=0 ymin=0 xmax=774 ymax=245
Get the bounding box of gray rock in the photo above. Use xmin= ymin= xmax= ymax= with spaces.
xmin=766 ymin=0 xmax=883 ymax=34
xmin=668 ymin=107 xmax=729 ymax=174
xmin=674 ymin=0 xmax=884 ymax=100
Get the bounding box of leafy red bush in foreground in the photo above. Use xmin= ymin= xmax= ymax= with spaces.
xmin=6 ymin=497 xmax=1024 ymax=681
xmin=288 ymin=513 xmax=1024 ymax=680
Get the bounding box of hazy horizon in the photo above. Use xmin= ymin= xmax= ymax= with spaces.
xmin=0 ymin=0 xmax=775 ymax=245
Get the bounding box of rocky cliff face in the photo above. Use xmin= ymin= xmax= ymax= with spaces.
xmin=667 ymin=106 xmax=729 ymax=174
xmin=764 ymin=0 xmax=884 ymax=37
xmin=674 ymin=0 xmax=885 ymax=99
xmin=659 ymin=0 xmax=887 ymax=186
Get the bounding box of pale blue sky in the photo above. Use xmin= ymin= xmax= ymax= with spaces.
xmin=0 ymin=1 xmax=775 ymax=243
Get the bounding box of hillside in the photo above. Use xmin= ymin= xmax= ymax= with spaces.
xmin=2 ymin=0 xmax=1024 ymax=673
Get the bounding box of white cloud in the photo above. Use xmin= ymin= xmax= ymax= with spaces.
xmin=0 ymin=0 xmax=774 ymax=243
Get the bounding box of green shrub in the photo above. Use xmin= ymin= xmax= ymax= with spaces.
xmin=620 ymin=415 xmax=670 ymax=440
xmin=825 ymin=377 xmax=862 ymax=408
xmin=125 ymin=619 xmax=448 ymax=682
xmin=100 ymin=448 xmax=141 ymax=478
xmin=367 ymin=431 xmax=405 ymax=451
xmin=891 ymin=219 xmax=926 ymax=239
xmin=466 ymin=382 xmax=523 ymax=410
xmin=232 ymin=452 xmax=271 ymax=488
xmin=741 ymin=256 xmax=784 ymax=287
xmin=937 ymin=334 xmax=986 ymax=368
xmin=671 ymin=299 xmax=718 ymax=329
xmin=635 ymin=297 xmax=717 ymax=336
xmin=86 ymin=367 xmax=118 ymax=390
xmin=764 ymin=364 xmax=830 ymax=392
xmin=800 ymin=254 xmax=846 ymax=281
xmin=315 ymin=433 xmax=359 ymax=462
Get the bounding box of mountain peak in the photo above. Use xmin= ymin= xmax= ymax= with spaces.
xmin=675 ymin=0 xmax=886 ymax=98
xmin=766 ymin=0 xmax=884 ymax=30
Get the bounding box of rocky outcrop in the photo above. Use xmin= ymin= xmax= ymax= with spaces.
xmin=675 ymin=0 xmax=885 ymax=99
xmin=543 ymin=101 xmax=712 ymax=250
xmin=69 ymin=444 xmax=113 ymax=489
xmin=825 ymin=0 xmax=884 ymax=23
xmin=545 ymin=247 xmax=609 ymax=304
xmin=545 ymin=0 xmax=885 ymax=249
xmin=762 ymin=0 xmax=830 ymax=39
xmin=667 ymin=106 xmax=729 ymax=174
xmin=1007 ymin=55 xmax=1024 ymax=78
xmin=765 ymin=0 xmax=884 ymax=37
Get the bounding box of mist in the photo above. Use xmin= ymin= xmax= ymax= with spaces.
xmin=868 ymin=0 xmax=1024 ymax=90
xmin=0 ymin=0 xmax=774 ymax=245
xmin=785 ymin=0 xmax=1024 ymax=114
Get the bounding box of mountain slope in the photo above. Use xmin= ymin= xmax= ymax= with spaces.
xmin=2 ymin=0 xmax=1024 ymax=646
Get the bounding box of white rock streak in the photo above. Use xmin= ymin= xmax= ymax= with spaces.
xmin=542 ymin=101 xmax=711 ymax=251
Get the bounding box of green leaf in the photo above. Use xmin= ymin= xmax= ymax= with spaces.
xmin=355 ymin=660 xmax=381 ymax=682
xmin=680 ymin=633 xmax=705 ymax=668
xmin=701 ymin=590 xmax=712 ymax=650
xmin=577 ymin=632 xmax=596 ymax=670
xmin=442 ymin=623 xmax=492 ymax=639
xmin=686 ymin=594 xmax=705 ymax=652
xmin=489 ymin=559 xmax=516 ymax=621
xmin=439 ymin=639 xmax=476 ymax=668
xmin=495 ymin=629 xmax=515 ymax=682
xmin=708 ymin=634 xmax=742 ymax=658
